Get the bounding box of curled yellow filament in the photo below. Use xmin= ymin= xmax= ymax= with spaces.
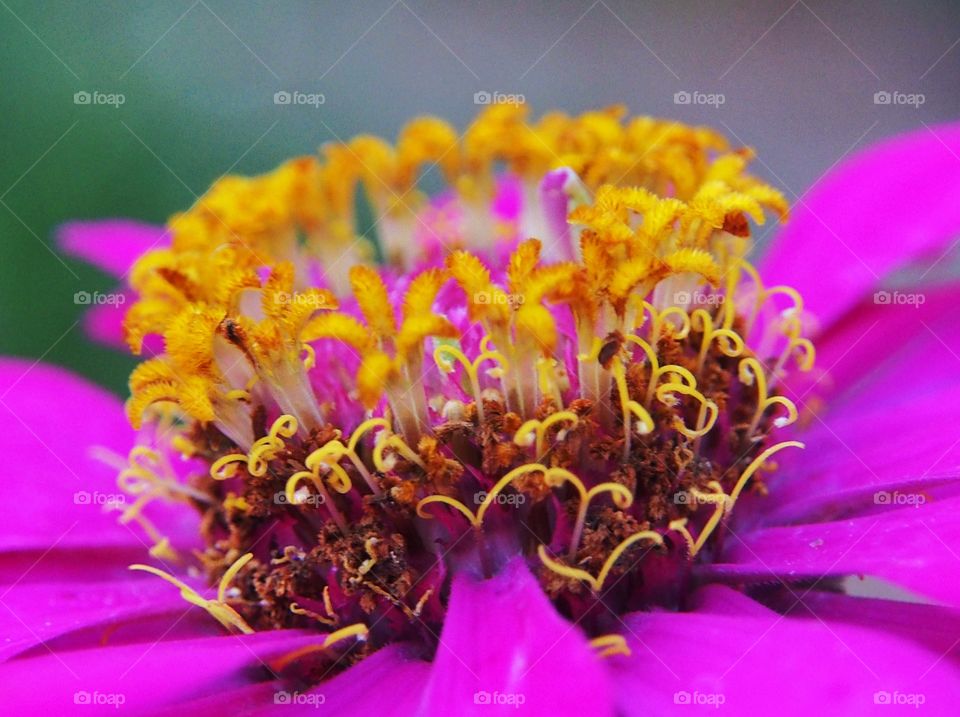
xmin=538 ymin=530 xmax=664 ymax=592
xmin=513 ymin=410 xmax=579 ymax=457
xmin=637 ymin=300 xmax=692 ymax=343
xmin=739 ymin=357 xmax=799 ymax=438
xmin=691 ymin=308 xmax=744 ymax=375
xmin=655 ymin=382 xmax=718 ymax=440
xmin=416 ymin=463 xmax=547 ymax=528
xmin=209 ymin=415 xmax=299 ymax=480
xmin=434 ymin=338 xmax=509 ymax=422
xmin=129 ymin=552 xmax=255 ymax=634
xmin=624 ymin=333 xmax=697 ymax=407
xmin=669 ymin=480 xmax=728 ymax=557
xmin=543 ymin=467 xmax=634 ymax=558
xmin=611 ymin=356 xmax=655 ymax=460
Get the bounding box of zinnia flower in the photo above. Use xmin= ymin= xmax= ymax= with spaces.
xmin=3 ymin=105 xmax=960 ymax=716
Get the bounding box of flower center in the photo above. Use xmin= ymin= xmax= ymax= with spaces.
xmin=116 ymin=104 xmax=813 ymax=677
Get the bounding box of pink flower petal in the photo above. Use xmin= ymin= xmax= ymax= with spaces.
xmin=781 ymin=590 xmax=960 ymax=662
xmin=149 ymin=645 xmax=430 ymax=716
xmin=80 ymin=293 xmax=131 ymax=349
xmin=418 ymin=558 xmax=614 ymax=716
xmin=761 ymin=121 xmax=960 ymax=331
xmin=767 ymin=381 xmax=960 ymax=515
xmin=0 ymin=629 xmax=318 ymax=715
xmin=709 ymin=496 xmax=960 ymax=606
xmin=0 ymin=359 xmax=197 ymax=552
xmin=0 ymin=572 xmax=214 ymax=662
xmin=57 ymin=221 xmax=169 ymax=279
xmin=612 ymin=588 xmax=960 ymax=715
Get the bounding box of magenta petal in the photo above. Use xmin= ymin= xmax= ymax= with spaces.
xmin=810 ymin=282 xmax=960 ymax=404
xmin=710 ymin=496 xmax=960 ymax=605
xmin=418 ymin=558 xmax=614 ymax=716
xmin=80 ymin=292 xmax=131 ymax=349
xmin=783 ymin=591 xmax=960 ymax=663
xmin=760 ymin=121 xmax=960 ymax=330
xmin=0 ymin=573 xmax=214 ymax=661
xmin=0 ymin=629 xmax=318 ymax=715
xmin=58 ymin=220 xmax=169 ymax=278
xmin=613 ymin=593 xmax=960 ymax=716
xmin=768 ymin=387 xmax=960 ymax=514
xmin=0 ymin=359 xmax=140 ymax=551
xmin=150 ymin=645 xmax=430 ymax=717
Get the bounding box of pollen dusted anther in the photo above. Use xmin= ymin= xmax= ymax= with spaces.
xmin=118 ymin=104 xmax=813 ymax=678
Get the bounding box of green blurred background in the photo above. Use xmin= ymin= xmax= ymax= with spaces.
xmin=2 ymin=0 xmax=958 ymax=394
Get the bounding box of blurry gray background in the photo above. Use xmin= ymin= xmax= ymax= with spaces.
xmin=1 ymin=0 xmax=958 ymax=393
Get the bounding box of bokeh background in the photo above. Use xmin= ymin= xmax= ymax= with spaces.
xmin=2 ymin=0 xmax=959 ymax=394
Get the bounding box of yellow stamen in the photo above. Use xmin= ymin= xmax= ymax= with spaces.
xmin=513 ymin=411 xmax=579 ymax=457
xmin=739 ymin=357 xmax=799 ymax=438
xmin=129 ymin=554 xmax=255 ymax=634
xmin=434 ymin=341 xmax=509 ymax=423
xmin=543 ymin=467 xmax=634 ymax=557
xmin=727 ymin=440 xmax=804 ymax=511
xmin=270 ymin=623 xmax=369 ymax=672
xmin=417 ymin=463 xmax=546 ymax=528
xmin=537 ymin=530 xmax=664 ymax=592
xmin=589 ymin=634 xmax=631 ymax=659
